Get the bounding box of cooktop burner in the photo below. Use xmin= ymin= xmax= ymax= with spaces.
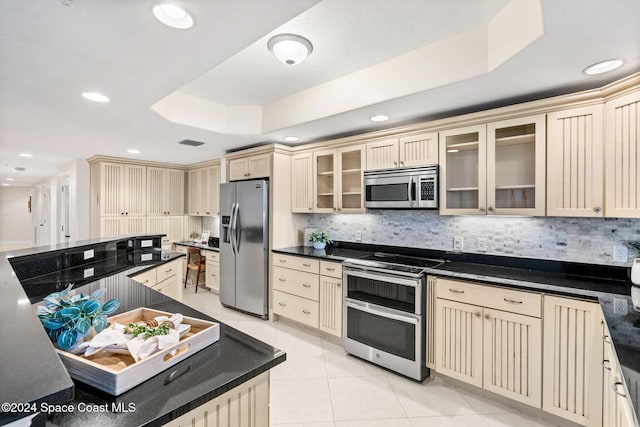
xmin=344 ymin=252 xmax=444 ymax=276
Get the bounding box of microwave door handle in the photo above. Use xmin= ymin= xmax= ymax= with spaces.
xmin=344 ymin=269 xmax=419 ymax=287
xmin=409 ymin=176 xmax=416 ymax=203
xmin=345 ymin=299 xmax=419 ymax=324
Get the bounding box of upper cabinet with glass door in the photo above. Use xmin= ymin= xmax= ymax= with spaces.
xmin=439 ymin=115 xmax=545 ymax=216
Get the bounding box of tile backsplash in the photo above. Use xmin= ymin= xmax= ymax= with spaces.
xmin=307 ymin=211 xmax=640 ymax=266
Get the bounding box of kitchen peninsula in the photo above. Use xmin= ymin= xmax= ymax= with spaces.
xmin=0 ymin=235 xmax=284 ymax=426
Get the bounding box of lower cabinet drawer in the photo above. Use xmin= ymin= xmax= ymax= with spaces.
xmin=157 ymin=260 xmax=179 ymax=283
xmin=273 ymin=290 xmax=319 ymax=328
xmin=437 ymin=278 xmax=542 ymax=318
xmin=273 ymin=266 xmax=319 ymax=300
xmin=131 ymin=268 xmax=156 ymax=287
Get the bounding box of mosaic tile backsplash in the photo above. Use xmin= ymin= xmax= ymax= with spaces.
xmin=307 ymin=211 xmax=640 ymax=266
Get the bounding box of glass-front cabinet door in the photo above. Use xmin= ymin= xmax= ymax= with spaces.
xmin=439 ymin=125 xmax=487 ymax=215
xmin=337 ymin=145 xmax=365 ymax=213
xmin=314 ymin=149 xmax=337 ymax=213
xmin=487 ymin=114 xmax=545 ymax=216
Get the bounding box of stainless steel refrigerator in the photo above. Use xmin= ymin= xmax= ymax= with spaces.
xmin=219 ymin=180 xmax=269 ymax=319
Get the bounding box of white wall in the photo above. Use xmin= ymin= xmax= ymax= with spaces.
xmin=0 ymin=186 xmax=33 ymax=250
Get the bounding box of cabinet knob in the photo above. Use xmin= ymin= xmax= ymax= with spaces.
xmin=485 ymin=314 xmax=490 ymax=320
xmin=602 ymin=359 xmax=612 ymax=371
xmin=121 ymin=212 xmax=124 ymax=215
xmin=393 ymin=161 xmax=398 ymax=166
xmin=594 ymin=206 xmax=601 ymax=213
xmin=333 ymin=207 xmax=337 ymax=211
xmin=400 ymin=161 xmax=405 ymax=166
xmin=308 ymin=207 xmax=312 ymax=211
xmin=206 ymin=212 xmax=210 ymax=215
xmin=474 ymin=312 xmax=481 ymax=318
xmin=479 ymin=207 xmax=485 ymax=212
xmin=612 ymin=382 xmax=627 ymax=397
xmin=487 ymin=207 xmax=494 ymax=213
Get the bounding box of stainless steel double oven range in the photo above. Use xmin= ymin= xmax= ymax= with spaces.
xmin=343 ymin=253 xmax=443 ymax=381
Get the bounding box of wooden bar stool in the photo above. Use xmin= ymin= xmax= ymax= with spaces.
xmin=184 ymin=247 xmax=206 ymax=292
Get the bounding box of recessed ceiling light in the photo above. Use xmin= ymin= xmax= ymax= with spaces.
xmin=19 ymin=153 xmax=33 ymax=158
xmin=82 ymin=92 xmax=110 ymax=103
xmin=370 ymin=114 xmax=389 ymax=122
xmin=6 ymin=178 xmax=15 ymax=181
xmin=283 ymin=136 xmax=299 ymax=142
xmin=152 ymin=3 xmax=194 ymax=29
xmin=447 ymin=149 xmax=460 ymax=153
xmin=127 ymin=149 xmax=141 ymax=154
xmin=1 ymin=183 xmax=9 ymax=186
xmin=583 ymin=59 xmax=624 ymax=75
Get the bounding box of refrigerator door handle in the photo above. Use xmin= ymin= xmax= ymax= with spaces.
xmin=234 ymin=203 xmax=241 ymax=253
xmin=230 ymin=202 xmax=238 ymax=255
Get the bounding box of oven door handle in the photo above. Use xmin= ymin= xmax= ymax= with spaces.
xmin=343 ymin=268 xmax=420 ymax=287
xmin=345 ymin=299 xmax=419 ymax=325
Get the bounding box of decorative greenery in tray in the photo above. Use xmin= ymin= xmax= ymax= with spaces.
xmin=37 ymin=285 xmax=121 ymax=351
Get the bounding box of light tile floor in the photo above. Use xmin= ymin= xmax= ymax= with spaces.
xmin=181 ymin=287 xmax=564 ymax=427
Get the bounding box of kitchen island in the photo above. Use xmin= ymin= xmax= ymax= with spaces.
xmin=0 ymin=236 xmax=285 ymax=426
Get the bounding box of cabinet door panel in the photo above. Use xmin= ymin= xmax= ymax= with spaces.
xmin=366 ymin=138 xmax=399 ymax=170
xmin=483 ymin=308 xmax=542 ymax=407
xmin=313 ymin=149 xmax=337 ymax=213
xmin=188 ymin=170 xmax=199 ymax=215
xmin=399 ymin=132 xmax=438 ymax=167
xmin=208 ymin=165 xmax=220 ymax=216
xmin=100 ymin=162 xmax=124 ymax=216
xmin=124 ymin=217 xmax=146 ymax=235
xmin=100 ymin=217 xmax=122 ymax=237
xmin=606 ymin=91 xmax=640 ymax=218
xmin=548 ymin=106 xmax=604 ymax=217
xmin=228 ymin=159 xmax=248 ymax=181
xmin=146 ymin=167 xmax=166 ymax=215
xmin=198 ymin=168 xmax=211 ymax=215
xmin=319 ymin=275 xmax=342 ymax=337
xmin=337 ymin=145 xmax=365 ymax=213
xmin=435 ymin=298 xmax=483 ymax=387
xmin=291 ymin=153 xmax=313 ymax=213
xmin=542 ymin=296 xmax=603 ymax=425
xmin=166 ymin=169 xmax=185 ymax=215
xmin=124 ymin=164 xmax=146 ymax=216
xmin=248 ymin=154 xmax=271 ymax=178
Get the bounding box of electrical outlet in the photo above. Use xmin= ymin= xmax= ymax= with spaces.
xmin=477 ymin=238 xmax=487 ymax=252
xmin=614 ymin=297 xmax=628 ymax=315
xmin=453 ymin=236 xmax=463 ymax=251
xmin=613 ymin=245 xmax=628 ymax=263
xmin=355 ymin=231 xmax=362 ymax=242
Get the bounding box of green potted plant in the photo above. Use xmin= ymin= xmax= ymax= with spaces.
xmin=308 ymin=230 xmax=332 ymax=250
xmin=189 ymin=231 xmax=200 ymax=242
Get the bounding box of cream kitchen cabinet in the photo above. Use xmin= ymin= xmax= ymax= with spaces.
xmin=147 ymin=167 xmax=185 ymax=216
xmin=547 ymin=105 xmax=604 ymax=217
xmin=602 ymin=321 xmax=637 ymax=427
xmin=439 ymin=115 xmax=546 ymax=216
xmin=147 ymin=216 xmax=184 ymax=250
xmin=99 ymin=216 xmax=146 ymax=237
xmin=98 ymin=162 xmax=146 ymax=217
xmin=291 ymin=152 xmax=313 ymax=213
xmin=605 ymin=90 xmax=640 ymax=218
xmin=313 ymin=145 xmax=365 ymax=213
xmin=272 ymin=254 xmax=343 ymax=336
xmin=188 ymin=165 xmax=220 ymax=216
xmin=130 ymin=258 xmax=183 ymax=301
xmin=435 ymin=278 xmax=542 ymax=407
xmin=205 ymin=251 xmax=220 ymax=294
xmin=228 ymin=153 xmax=271 ymax=181
xmin=542 ymin=295 xmax=603 ymax=426
xmin=365 ymin=132 xmax=438 ymax=171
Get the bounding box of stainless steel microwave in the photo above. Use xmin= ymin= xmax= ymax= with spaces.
xmin=364 ymin=165 xmax=438 ymax=209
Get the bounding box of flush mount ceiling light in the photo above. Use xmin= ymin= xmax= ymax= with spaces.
xmin=82 ymin=92 xmax=110 ymax=103
xmin=127 ymin=149 xmax=141 ymax=154
xmin=283 ymin=136 xmax=299 ymax=142
xmin=583 ymin=59 xmax=624 ymax=75
xmin=267 ymin=34 xmax=313 ymax=66
xmin=152 ymin=3 xmax=194 ymax=29
xmin=6 ymin=178 xmax=15 ymax=181
xmin=19 ymin=153 xmax=33 ymax=158
xmin=370 ymin=114 xmax=389 ymax=122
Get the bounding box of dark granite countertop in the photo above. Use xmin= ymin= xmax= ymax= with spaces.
xmin=275 ymin=242 xmax=640 ymax=420
xmin=174 ymin=241 xmax=219 ymax=252
xmin=0 ymin=237 xmax=284 ymax=426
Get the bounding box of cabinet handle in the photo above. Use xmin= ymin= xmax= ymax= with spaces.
xmin=594 ymin=207 xmax=601 ymax=213
xmin=393 ymin=161 xmax=398 ymax=166
xmin=206 ymin=212 xmax=210 ymax=215
xmin=612 ymin=382 xmax=626 ymax=397
xmin=449 ymin=288 xmax=464 ymax=294
xmin=333 ymin=207 xmax=337 ymax=211
xmin=479 ymin=207 xmax=485 ymax=212
xmin=302 ymin=284 xmax=311 ymax=288
xmin=337 ymin=283 xmax=341 ymax=287
xmin=302 ymin=310 xmax=311 ymax=315
xmin=503 ymin=298 xmax=523 ymax=304
xmin=279 ymin=278 xmax=286 ymax=282
xmin=278 ymin=302 xmax=286 ymax=307
xmin=400 ymin=161 xmax=405 ymax=166
xmin=485 ymin=314 xmax=490 ymax=320
xmin=121 ymin=212 xmax=125 ymax=215
xmin=326 ymin=267 xmax=336 ymax=271
xmin=603 ymin=335 xmax=611 ymax=344
xmin=303 ymin=263 xmax=311 ymax=267
xmin=165 ymin=269 xmax=172 ymax=273
xmin=143 ymin=279 xmax=149 ymax=284
xmin=602 ymin=359 xmax=612 ymax=371
xmin=487 ymin=207 xmax=494 ymax=213
xmin=279 ymin=259 xmax=286 ymax=263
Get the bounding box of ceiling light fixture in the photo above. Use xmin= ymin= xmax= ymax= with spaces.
xmin=447 ymin=149 xmax=460 ymax=153
xmin=82 ymin=92 xmax=110 ymax=103
xmin=127 ymin=149 xmax=141 ymax=154
xmin=19 ymin=153 xmax=33 ymax=158
xmin=1 ymin=183 xmax=9 ymax=187
xmin=152 ymin=3 xmax=194 ymax=29
xmin=283 ymin=136 xmax=299 ymax=142
xmin=6 ymin=178 xmax=15 ymax=181
xmin=13 ymin=167 xmax=25 ymax=172
xmin=267 ymin=34 xmax=313 ymax=66
xmin=583 ymin=59 xmax=624 ymax=75
xmin=370 ymin=114 xmax=389 ymax=122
